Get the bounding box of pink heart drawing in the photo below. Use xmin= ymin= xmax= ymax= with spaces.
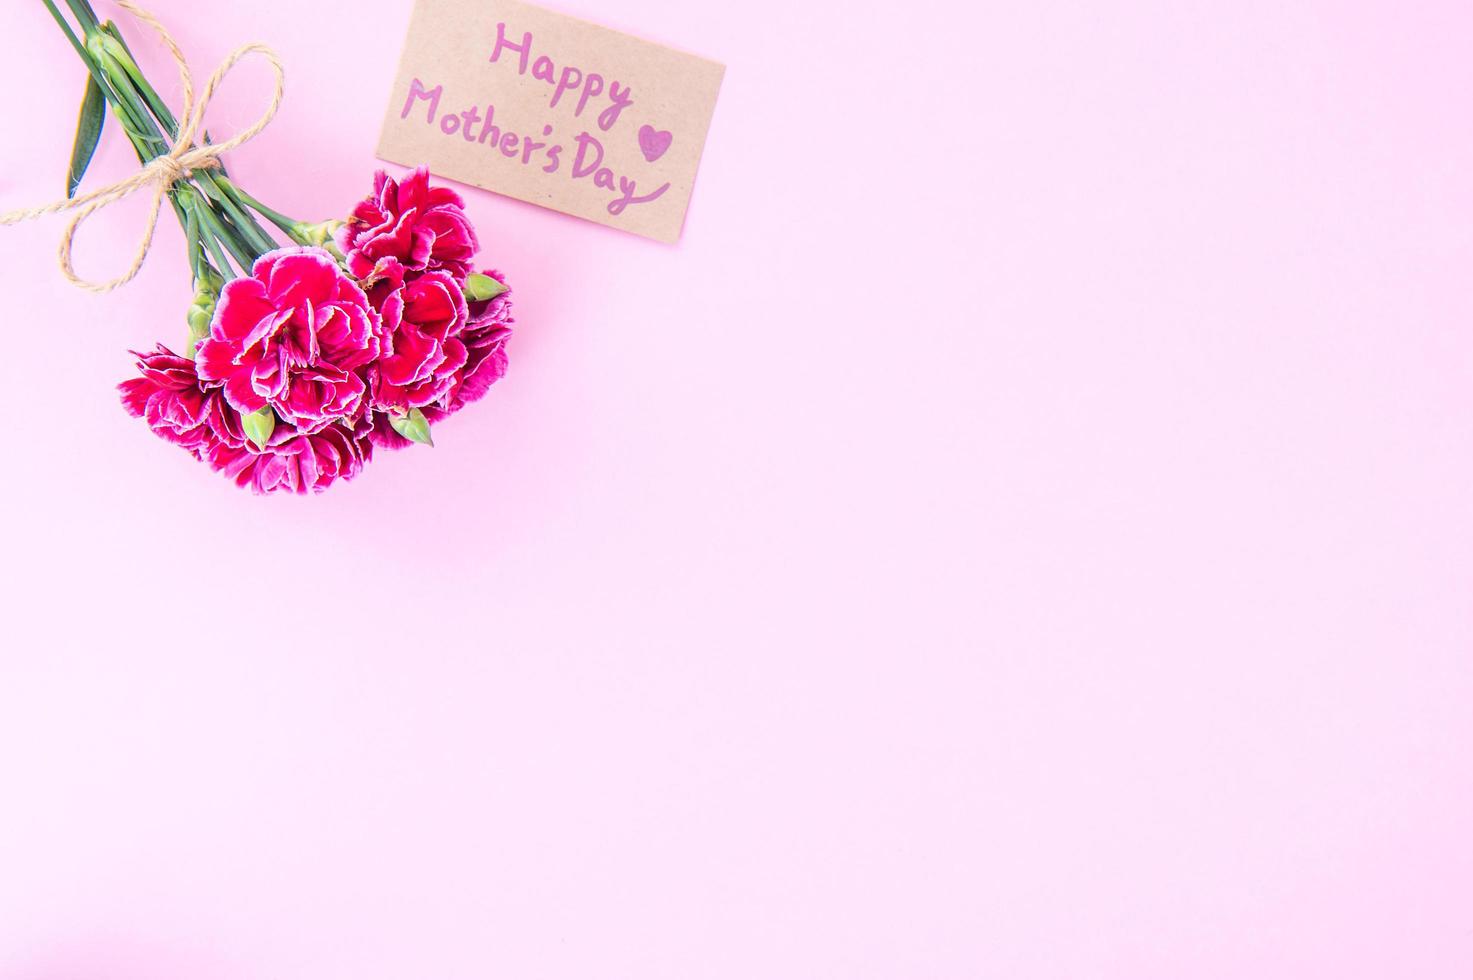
xmin=638 ymin=125 xmax=673 ymax=163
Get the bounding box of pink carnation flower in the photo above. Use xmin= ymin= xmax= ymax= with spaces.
xmin=338 ymin=167 xmax=479 ymax=283
xmin=368 ymin=261 xmax=470 ymax=413
xmin=119 ymin=344 xmax=370 ymax=495
xmin=195 ymin=247 xmax=381 ymax=433
xmin=369 ymin=270 xmax=513 ymax=451
xmin=208 ymin=420 xmax=372 ymax=495
xmin=448 ymin=268 xmax=514 ymax=414
xmin=119 ymin=344 xmax=244 ymax=458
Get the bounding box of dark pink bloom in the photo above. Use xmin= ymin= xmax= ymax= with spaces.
xmin=368 ymin=262 xmax=470 ymax=413
xmin=369 ymin=270 xmax=513 ymax=451
xmin=207 ymin=420 xmax=372 ymax=495
xmin=338 ymin=168 xmax=479 ymax=283
xmin=195 ymin=247 xmax=381 ymax=433
xmin=119 ymin=344 xmax=244 ymax=458
xmin=448 ymin=269 xmax=514 ymax=414
xmin=120 ymin=344 xmax=369 ymax=494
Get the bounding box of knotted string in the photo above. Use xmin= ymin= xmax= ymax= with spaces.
xmin=0 ymin=0 xmax=284 ymax=293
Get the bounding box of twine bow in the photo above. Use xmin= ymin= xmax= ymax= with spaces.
xmin=0 ymin=1 xmax=284 ymax=293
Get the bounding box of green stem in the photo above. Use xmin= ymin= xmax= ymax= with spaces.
xmin=197 ymin=208 xmax=238 ymax=278
xmin=194 ymin=177 xmax=277 ymax=255
xmin=60 ymin=0 xmax=99 ymax=32
xmin=40 ymin=0 xmax=92 ymax=68
xmin=205 ymin=206 xmax=258 ymax=270
xmin=227 ymin=182 xmax=305 ymax=241
xmin=178 ymin=185 xmax=247 ymax=274
xmin=182 ymin=195 xmax=202 ymax=278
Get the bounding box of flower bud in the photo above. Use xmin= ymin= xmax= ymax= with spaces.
xmin=389 ymin=408 xmax=434 ymax=447
xmin=194 ymin=267 xmax=225 ymax=296
xmin=186 ymin=304 xmax=212 ymax=348
xmin=291 ymin=219 xmax=345 ymax=248
xmin=184 ymin=269 xmax=225 ymax=356
xmin=90 ymin=29 xmax=145 ymax=94
xmin=240 ymin=406 xmax=277 ymax=450
xmin=83 ymin=29 xmax=111 ymax=63
xmin=464 ymin=272 xmax=507 ymax=303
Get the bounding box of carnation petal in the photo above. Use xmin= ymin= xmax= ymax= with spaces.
xmin=212 ymin=278 xmax=274 ymax=342
xmin=223 ymin=371 xmax=269 ymax=414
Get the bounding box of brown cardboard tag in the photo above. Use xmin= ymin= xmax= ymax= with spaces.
xmin=377 ymin=0 xmax=725 ymax=243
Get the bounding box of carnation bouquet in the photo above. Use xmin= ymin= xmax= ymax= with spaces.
xmin=4 ymin=0 xmax=515 ymax=493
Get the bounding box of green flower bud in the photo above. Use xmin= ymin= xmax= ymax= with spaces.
xmin=194 ymin=267 xmax=225 ymax=297
xmin=90 ymin=28 xmax=146 ymax=95
xmin=240 ymin=406 xmax=277 ymax=451
xmin=389 ymin=408 xmax=434 ymax=448
xmin=83 ymin=29 xmax=110 ymax=62
xmin=464 ymin=272 xmax=507 ymax=303
xmin=186 ymin=304 xmax=212 ymax=350
xmin=184 ymin=268 xmax=225 ymax=357
xmin=292 ymin=219 xmax=344 ymax=248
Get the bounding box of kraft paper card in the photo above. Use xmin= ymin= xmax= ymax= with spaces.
xmin=378 ymin=0 xmax=725 ymax=243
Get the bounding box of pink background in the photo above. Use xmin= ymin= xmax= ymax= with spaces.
xmin=2 ymin=0 xmax=1472 ymax=976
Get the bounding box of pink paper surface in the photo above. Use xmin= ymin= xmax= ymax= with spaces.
xmin=1 ymin=1 xmax=1471 ymax=977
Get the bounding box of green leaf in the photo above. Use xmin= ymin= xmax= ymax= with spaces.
xmin=389 ymin=408 xmax=434 ymax=447
xmin=464 ymin=272 xmax=507 ymax=303
xmin=66 ymin=72 xmax=106 ymax=198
